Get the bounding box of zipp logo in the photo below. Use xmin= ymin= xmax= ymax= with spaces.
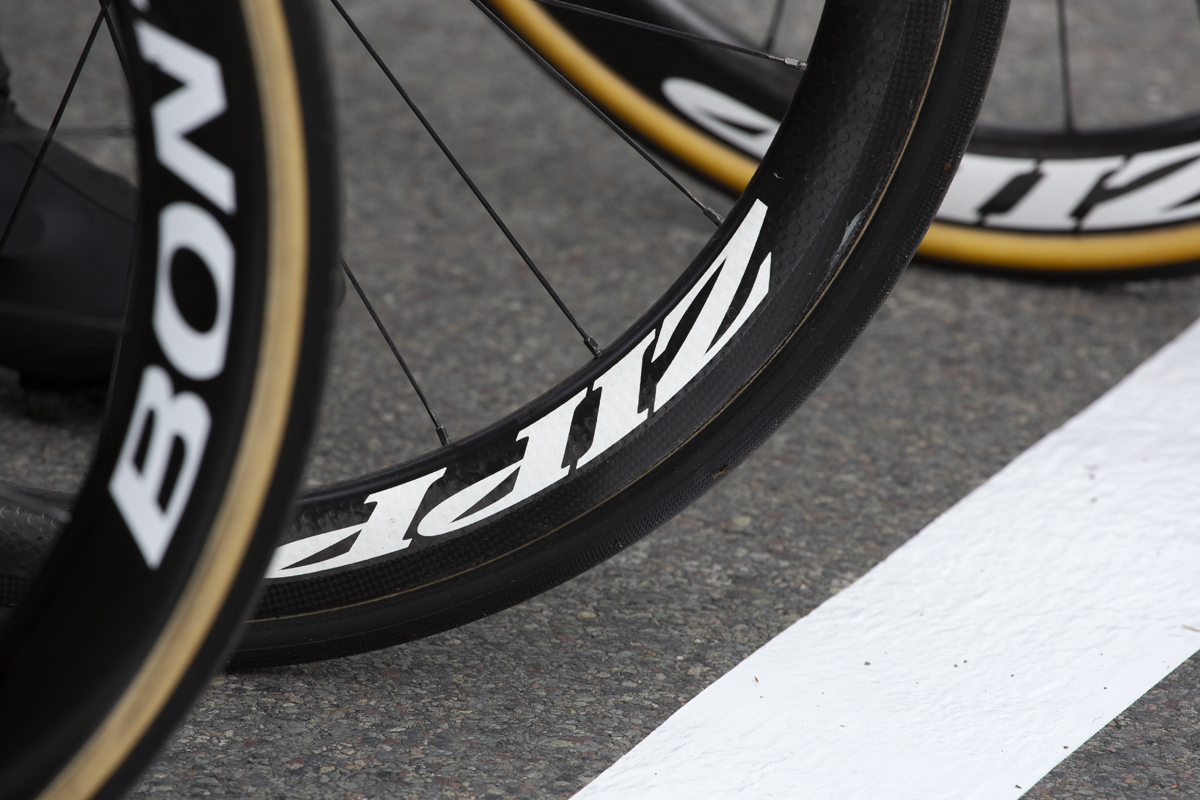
xmin=267 ymin=200 xmax=774 ymax=578
xmin=938 ymin=144 xmax=1200 ymax=231
xmin=660 ymin=77 xmax=1200 ymax=232
xmin=108 ymin=17 xmax=236 ymax=570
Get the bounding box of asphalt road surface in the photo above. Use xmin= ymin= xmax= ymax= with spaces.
xmin=1 ymin=0 xmax=1198 ymax=797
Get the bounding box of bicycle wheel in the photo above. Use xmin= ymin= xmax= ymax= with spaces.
xmin=0 ymin=0 xmax=336 ymax=797
xmin=927 ymin=0 xmax=1200 ymax=273
xmin=216 ymin=0 xmax=1006 ymax=668
xmin=518 ymin=0 xmax=1200 ymax=274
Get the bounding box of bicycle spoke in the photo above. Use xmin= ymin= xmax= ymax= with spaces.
xmin=0 ymin=7 xmax=104 ymax=255
xmin=98 ymin=0 xmax=135 ymax=89
xmin=466 ymin=0 xmax=726 ymax=227
xmin=0 ymin=482 xmax=71 ymax=525
xmin=532 ymin=0 xmax=804 ymax=70
xmin=762 ymin=0 xmax=789 ymax=52
xmin=328 ymin=0 xmax=603 ymax=359
xmin=1056 ymin=0 xmax=1075 ymax=132
xmin=341 ymin=257 xmax=451 ymax=447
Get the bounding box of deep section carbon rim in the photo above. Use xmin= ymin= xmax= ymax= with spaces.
xmin=0 ymin=0 xmax=336 ymax=797
xmin=225 ymin=0 xmax=1006 ymax=667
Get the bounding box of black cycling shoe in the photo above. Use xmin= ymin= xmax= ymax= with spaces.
xmin=0 ymin=101 xmax=135 ymax=395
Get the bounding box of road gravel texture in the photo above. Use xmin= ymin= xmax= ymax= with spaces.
xmin=1 ymin=0 xmax=1198 ymax=798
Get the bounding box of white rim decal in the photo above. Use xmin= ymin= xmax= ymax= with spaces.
xmin=266 ymin=200 xmax=773 ymax=579
xmin=109 ymin=18 xmax=237 ymax=570
xmin=134 ymin=20 xmax=238 ymax=214
xmin=657 ymin=78 xmax=1200 ymax=233
xmin=1081 ymin=139 xmax=1200 ymax=229
xmin=941 ymin=143 xmax=1200 ymax=231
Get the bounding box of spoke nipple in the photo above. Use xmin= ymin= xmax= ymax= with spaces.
xmin=703 ymin=206 xmax=724 ymax=226
xmin=435 ymin=425 xmax=451 ymax=447
xmin=584 ymin=336 xmax=604 ymax=359
xmin=784 ymin=57 xmax=804 ymax=69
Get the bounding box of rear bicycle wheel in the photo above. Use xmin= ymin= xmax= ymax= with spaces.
xmin=925 ymin=0 xmax=1200 ymax=273
xmin=518 ymin=0 xmax=1200 ymax=275
xmin=0 ymin=0 xmax=336 ymax=797
xmin=227 ymin=0 xmax=1007 ymax=668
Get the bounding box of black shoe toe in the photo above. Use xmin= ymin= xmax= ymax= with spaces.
xmin=0 ymin=103 xmax=135 ymax=391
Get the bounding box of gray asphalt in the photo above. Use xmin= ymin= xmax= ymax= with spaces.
xmin=2 ymin=0 xmax=1199 ymax=798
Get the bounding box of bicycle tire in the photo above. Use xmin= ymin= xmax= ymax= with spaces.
xmin=521 ymin=0 xmax=1200 ymax=275
xmin=0 ymin=0 xmax=336 ymax=797
xmin=211 ymin=0 xmax=1006 ymax=668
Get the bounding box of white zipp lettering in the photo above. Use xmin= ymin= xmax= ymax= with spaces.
xmin=938 ymin=145 xmax=1200 ymax=231
xmin=269 ymin=201 xmax=775 ymax=577
xmin=270 ymin=389 xmax=592 ymax=576
xmin=264 ymin=469 xmax=447 ymax=578
xmin=418 ymin=390 xmax=589 ymax=537
xmin=935 ymin=154 xmax=1037 ymax=225
xmin=134 ymin=21 xmax=236 ymax=214
xmin=660 ymin=78 xmax=1200 ymax=232
xmin=984 ymin=156 xmax=1123 ymax=230
xmin=578 ymin=331 xmax=656 ymax=467
xmin=109 ymin=366 xmax=212 ymax=569
xmin=1081 ymin=139 xmax=1200 ymax=229
xmin=154 ymin=202 xmax=235 ymax=380
xmin=662 ymin=78 xmax=779 ymax=158
xmin=653 ymin=199 xmax=770 ymax=410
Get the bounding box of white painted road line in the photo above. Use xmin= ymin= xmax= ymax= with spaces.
xmin=574 ymin=317 xmax=1200 ymax=800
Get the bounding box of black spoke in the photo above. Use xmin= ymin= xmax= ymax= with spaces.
xmin=466 ymin=0 xmax=726 ymax=227
xmin=0 ymin=8 xmax=104 ymax=255
xmin=0 ymin=481 xmax=71 ymax=525
xmin=98 ymin=0 xmax=135 ymax=90
xmin=328 ymin=0 xmax=603 ymax=358
xmin=762 ymin=0 xmax=789 ymax=52
xmin=341 ymin=257 xmax=451 ymax=447
xmin=533 ymin=0 xmax=803 ymax=70
xmin=1056 ymin=0 xmax=1075 ymax=132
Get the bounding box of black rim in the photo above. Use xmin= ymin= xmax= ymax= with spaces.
xmin=231 ymin=0 xmax=997 ymax=666
xmin=0 ymin=0 xmax=336 ymax=795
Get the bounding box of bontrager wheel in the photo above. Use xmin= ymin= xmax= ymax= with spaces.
xmin=0 ymin=0 xmax=336 ymax=797
xmin=223 ymin=0 xmax=1007 ymax=668
xmin=520 ymin=0 xmax=1200 ymax=274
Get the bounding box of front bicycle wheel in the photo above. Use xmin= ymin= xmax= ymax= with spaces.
xmin=227 ymin=0 xmax=1007 ymax=668
xmin=0 ymin=0 xmax=337 ymax=797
